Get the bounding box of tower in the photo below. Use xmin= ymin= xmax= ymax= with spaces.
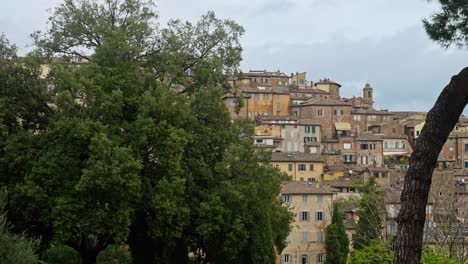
xmin=363 ymin=83 xmax=374 ymax=109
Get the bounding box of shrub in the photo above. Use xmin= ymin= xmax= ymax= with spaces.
xmin=45 ymin=244 xmax=81 ymax=264
xmin=96 ymin=244 xmax=132 ymax=264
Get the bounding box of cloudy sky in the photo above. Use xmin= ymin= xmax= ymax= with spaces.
xmin=2 ymin=0 xmax=468 ymax=112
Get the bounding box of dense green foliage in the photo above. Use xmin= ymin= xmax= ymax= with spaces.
xmin=0 ymin=1 xmax=292 ymax=263
xmin=0 ymin=188 xmax=39 ymax=264
xmin=421 ymin=247 xmax=464 ymax=264
xmin=96 ymin=244 xmax=132 ymax=264
xmin=423 ymin=0 xmax=468 ymax=48
xmin=45 ymin=245 xmax=82 ymax=264
xmin=351 ymin=239 xmax=394 ymax=264
xmin=353 ymin=177 xmax=384 ymax=249
xmin=325 ymin=206 xmax=349 ymax=264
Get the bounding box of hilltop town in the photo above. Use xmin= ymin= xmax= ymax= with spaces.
xmin=223 ymin=70 xmax=468 ymax=263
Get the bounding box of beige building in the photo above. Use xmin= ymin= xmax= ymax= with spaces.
xmin=314 ymin=78 xmax=341 ymax=99
xmin=290 ymin=72 xmax=308 ymax=88
xmin=280 ymin=181 xmax=335 ymax=264
xmin=271 ymin=152 xmax=324 ymax=182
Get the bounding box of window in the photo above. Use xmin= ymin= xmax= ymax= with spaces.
xmin=301 ymin=254 xmax=308 ymax=264
xmin=283 ymin=254 xmax=291 ymax=263
xmin=305 ymin=126 xmax=310 ymax=133
xmin=370 ymin=144 xmax=376 ymax=150
xmin=309 ymin=147 xmax=318 ymax=153
xmin=318 ymin=109 xmax=323 ymax=116
xmin=317 ymin=231 xmax=324 ymax=242
xmin=343 ymin=143 xmax=351 ymax=149
xmin=229 ymin=99 xmax=235 ymax=107
xmin=304 ymin=137 xmax=310 ymax=143
xmin=264 ymin=93 xmax=269 ymax=101
xmin=367 ymin=115 xmax=377 ymax=121
xmin=302 ymin=231 xmax=308 ymax=242
xmin=333 ymin=109 xmax=337 ymax=115
xmin=310 ymin=164 xmax=314 ymax=171
xmin=317 ymin=195 xmax=323 ymax=203
xmin=465 ymin=161 xmax=468 ymax=168
xmin=254 ymin=94 xmax=259 ymax=101
xmin=302 ymin=195 xmax=308 ymax=203
xmin=288 ymin=164 xmax=293 ymax=171
xmin=277 ymin=102 xmax=281 ymax=112
xmin=316 ymin=254 xmax=325 ymax=263
xmin=341 ymin=110 xmax=344 ymax=115
xmin=344 ymin=154 xmax=353 ymax=162
xmin=360 ymin=144 xmax=368 ymax=150
xmin=361 ymin=156 xmax=368 ymax=165
xmin=300 ymin=211 xmax=310 ymax=221
xmin=310 ymin=137 xmax=318 ymax=142
xmin=353 ymin=115 xmax=361 ymax=121
xmin=299 ymin=79 xmax=304 ymax=85
xmin=308 ymin=178 xmax=316 ymax=183
xmin=315 ymin=211 xmax=324 ymax=221
xmin=299 ymin=164 xmax=306 ymax=171
xmin=312 ymin=126 xmax=317 ymax=133
xmin=416 ymin=130 xmax=420 ymax=136
xmin=278 ymin=81 xmax=282 ymax=86
xmin=263 ymin=112 xmax=269 ymax=116
xmin=282 ymin=195 xmax=291 ymax=204
xmin=465 ymin=144 xmax=468 ymax=152
xmin=300 ymin=177 xmax=304 ymax=181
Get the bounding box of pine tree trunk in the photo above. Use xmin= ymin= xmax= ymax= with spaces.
xmin=394 ymin=67 xmax=468 ymax=263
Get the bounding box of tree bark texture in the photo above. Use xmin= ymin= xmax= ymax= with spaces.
xmin=394 ymin=67 xmax=468 ymax=263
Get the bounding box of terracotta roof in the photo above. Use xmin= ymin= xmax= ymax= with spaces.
xmin=325 ymin=178 xmax=362 ymax=188
xmin=356 ymin=133 xmax=383 ymax=141
xmin=403 ymin=120 xmax=425 ymax=128
xmin=241 ymin=86 xmax=290 ymax=94
xmin=262 ymin=116 xmax=298 ymax=121
xmin=281 ymin=181 xmax=336 ymax=195
xmin=244 ymin=70 xmax=289 ymax=78
xmin=271 ymin=152 xmax=323 ymax=162
xmin=315 ymin=78 xmax=342 ymax=87
xmin=351 ymin=109 xmax=394 ymax=115
xmin=299 ymin=97 xmax=353 ymax=107
xmin=379 ymin=134 xmax=408 ymax=139
xmin=289 ymin=87 xmax=329 ymax=94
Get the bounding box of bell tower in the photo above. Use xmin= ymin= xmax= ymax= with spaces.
xmin=363 ymin=83 xmax=374 ymax=109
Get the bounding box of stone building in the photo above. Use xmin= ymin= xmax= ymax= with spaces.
xmin=292 ymin=98 xmax=353 ymax=139
xmin=280 ymin=181 xmax=335 ymax=264
xmin=314 ymin=78 xmax=342 ymax=99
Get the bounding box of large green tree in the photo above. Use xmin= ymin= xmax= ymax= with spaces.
xmin=325 ymin=206 xmax=349 ymax=264
xmin=0 ymin=188 xmax=40 ymax=264
xmin=1 ymin=1 xmax=291 ymax=263
xmin=354 ymin=177 xmax=384 ymax=249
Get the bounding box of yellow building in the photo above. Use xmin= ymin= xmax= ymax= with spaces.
xmin=323 ymin=170 xmax=346 ymax=181
xmin=280 ymin=181 xmax=335 ymax=264
xmin=271 ymin=153 xmax=324 ymax=182
xmin=242 ymin=87 xmax=290 ymax=120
